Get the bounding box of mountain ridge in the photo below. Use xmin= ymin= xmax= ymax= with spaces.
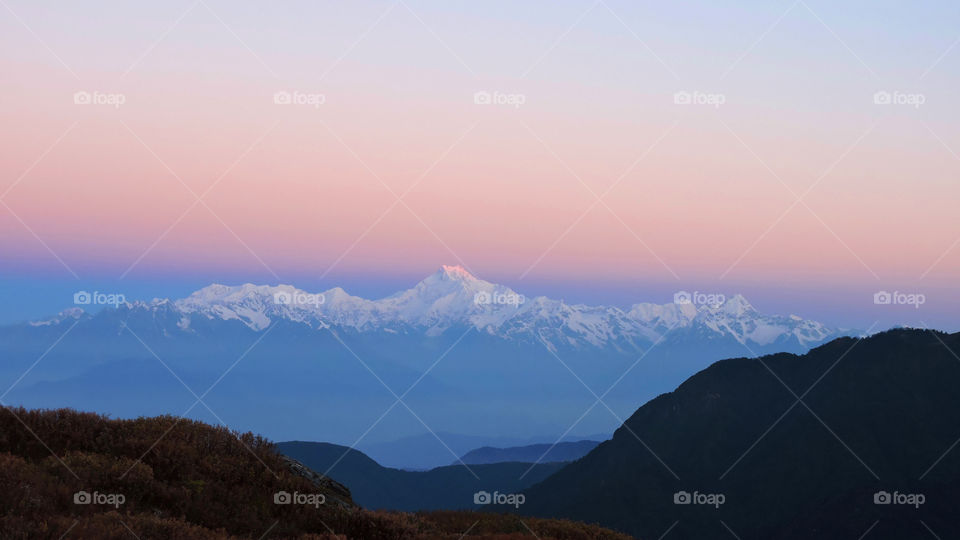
xmin=28 ymin=265 xmax=842 ymax=353
xmin=457 ymin=440 xmax=601 ymax=465
xmin=275 ymin=440 xmax=565 ymax=511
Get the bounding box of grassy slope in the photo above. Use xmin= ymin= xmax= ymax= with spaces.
xmin=0 ymin=407 xmax=633 ymax=539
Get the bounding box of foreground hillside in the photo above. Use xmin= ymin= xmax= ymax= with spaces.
xmin=277 ymin=441 xmax=564 ymax=511
xmin=0 ymin=408 xmax=631 ymax=539
xmin=522 ymin=329 xmax=960 ymax=539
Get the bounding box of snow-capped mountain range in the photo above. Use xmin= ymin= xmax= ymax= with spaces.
xmin=5 ymin=265 xmax=853 ymax=450
xmin=39 ymin=265 xmax=837 ymax=352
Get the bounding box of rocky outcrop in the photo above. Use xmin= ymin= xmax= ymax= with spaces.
xmin=280 ymin=455 xmax=355 ymax=509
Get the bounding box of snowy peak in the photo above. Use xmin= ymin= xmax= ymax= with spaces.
xmin=407 ymin=265 xmax=485 ymax=295
xmin=687 ymin=293 xmax=830 ymax=347
xmin=179 ymin=283 xmax=292 ymax=305
xmin=172 ymin=283 xmax=330 ymax=331
xmin=28 ymin=307 xmax=87 ymax=327
xmin=713 ymin=294 xmax=755 ymax=316
xmin=377 ymin=266 xmax=527 ymax=335
xmin=628 ymin=301 xmax=698 ymax=326
xmin=402 ymin=265 xmax=491 ymax=301
xmin=438 ymin=264 xmax=478 ymax=282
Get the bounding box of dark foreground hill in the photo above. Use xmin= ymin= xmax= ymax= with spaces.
xmin=277 ymin=441 xmax=564 ymax=511
xmin=0 ymin=407 xmax=631 ymax=539
xmin=521 ymin=329 xmax=960 ymax=539
xmin=457 ymin=440 xmax=600 ymax=465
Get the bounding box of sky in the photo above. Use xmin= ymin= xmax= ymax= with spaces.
xmin=1 ymin=0 xmax=958 ymax=329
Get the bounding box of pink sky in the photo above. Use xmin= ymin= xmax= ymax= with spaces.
xmin=2 ymin=1 xmax=959 ymax=301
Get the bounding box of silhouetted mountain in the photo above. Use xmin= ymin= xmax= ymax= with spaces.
xmin=360 ymin=432 xmax=538 ymax=470
xmin=359 ymin=432 xmax=609 ymax=470
xmin=521 ymin=329 xmax=960 ymax=539
xmin=276 ymin=441 xmax=565 ymax=511
xmin=458 ymin=440 xmax=600 ymax=465
xmin=0 ymin=407 xmax=630 ymax=539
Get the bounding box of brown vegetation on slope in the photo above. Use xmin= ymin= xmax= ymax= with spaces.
xmin=0 ymin=407 xmax=632 ymax=539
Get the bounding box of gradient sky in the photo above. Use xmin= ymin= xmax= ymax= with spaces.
xmin=1 ymin=0 xmax=959 ymax=329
